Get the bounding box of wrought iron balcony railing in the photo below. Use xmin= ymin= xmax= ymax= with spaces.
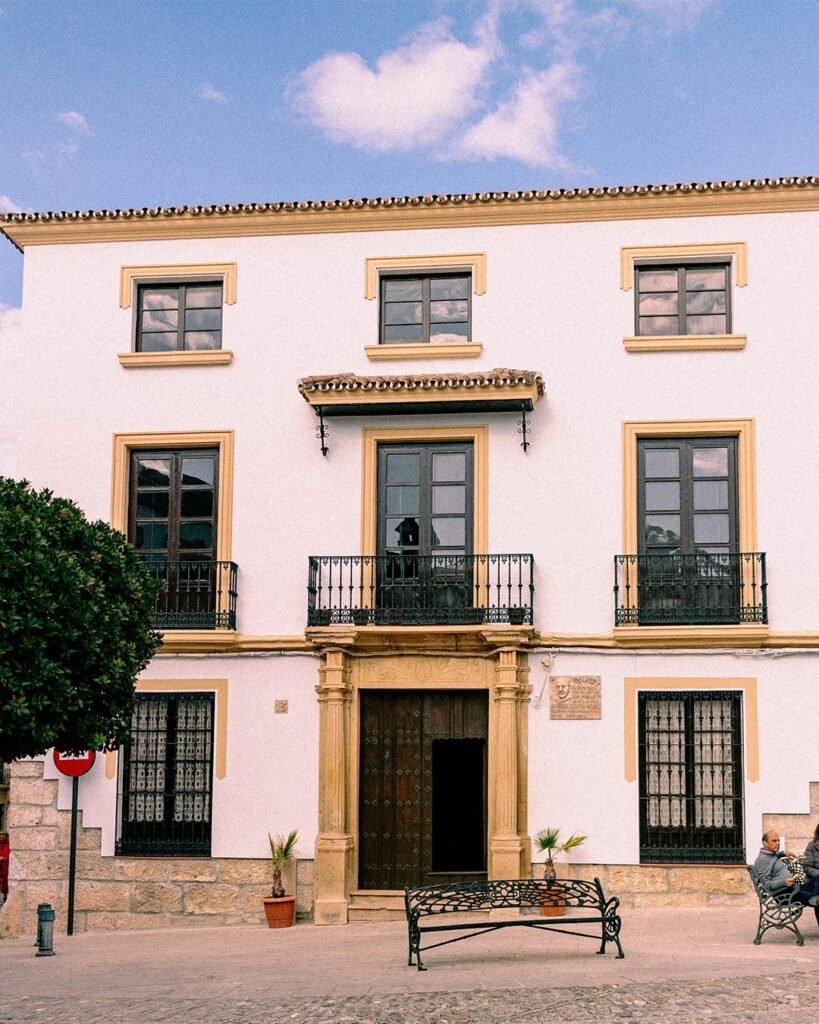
xmin=614 ymin=552 xmax=767 ymax=627
xmin=308 ymin=554 xmax=534 ymax=627
xmin=141 ymin=558 xmax=238 ymax=630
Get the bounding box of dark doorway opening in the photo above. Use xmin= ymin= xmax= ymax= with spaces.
xmin=432 ymin=738 xmax=486 ymax=873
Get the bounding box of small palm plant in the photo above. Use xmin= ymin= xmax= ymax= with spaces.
xmin=534 ymin=826 xmax=587 ymax=882
xmin=268 ymin=830 xmax=298 ymax=898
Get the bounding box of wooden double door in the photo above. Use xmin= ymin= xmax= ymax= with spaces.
xmin=358 ymin=691 xmax=487 ymax=890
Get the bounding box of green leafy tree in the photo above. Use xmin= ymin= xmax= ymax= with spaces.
xmin=0 ymin=477 xmax=162 ymax=762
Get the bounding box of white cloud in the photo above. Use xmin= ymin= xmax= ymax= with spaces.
xmin=199 ymin=83 xmax=227 ymax=102
xmin=56 ymin=110 xmax=91 ymax=134
xmin=458 ymin=61 xmax=581 ymax=166
xmin=291 ymin=19 xmax=494 ymax=152
xmin=0 ymin=194 xmax=25 ymax=213
xmin=290 ymin=0 xmax=718 ymax=168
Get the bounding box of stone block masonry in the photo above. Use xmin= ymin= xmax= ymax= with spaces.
xmin=0 ymin=761 xmax=314 ymax=937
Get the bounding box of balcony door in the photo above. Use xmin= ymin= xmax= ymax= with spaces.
xmin=637 ymin=438 xmax=738 ymax=624
xmin=376 ymin=442 xmax=473 ymax=623
xmin=129 ymin=448 xmax=220 ymax=628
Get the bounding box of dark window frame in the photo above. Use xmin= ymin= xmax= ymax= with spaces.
xmin=638 ymin=690 xmax=745 ymax=864
xmin=634 ymin=260 xmax=732 ymax=337
xmin=379 ymin=269 xmax=472 ymax=345
xmin=116 ymin=691 xmax=215 ymax=857
xmin=135 ymin=280 xmax=224 ymax=353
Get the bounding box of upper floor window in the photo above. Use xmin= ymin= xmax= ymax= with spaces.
xmin=380 ymin=273 xmax=471 ymax=345
xmin=137 ymin=282 xmax=223 ymax=352
xmin=635 ymin=263 xmax=730 ymax=337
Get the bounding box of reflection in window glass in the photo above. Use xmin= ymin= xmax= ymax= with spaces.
xmin=386 ymin=453 xmax=420 ymax=483
xmin=645 ymin=481 xmax=680 ymax=511
xmin=692 ymin=448 xmax=728 ymax=476
xmin=432 ymin=453 xmax=466 ymax=481
xmin=644 ymin=449 xmax=680 ymax=478
xmin=636 ymin=264 xmax=730 ymax=337
xmin=693 ymin=480 xmax=728 ymax=510
xmin=181 ymin=459 xmax=215 ymax=486
xmin=693 ymin=514 xmax=729 ymax=545
xmin=137 ymin=282 xmax=223 ymax=352
xmin=137 ymin=459 xmax=170 ymax=487
xmin=380 ymin=273 xmax=471 ymax=344
xmin=432 ymin=485 xmax=466 ymax=514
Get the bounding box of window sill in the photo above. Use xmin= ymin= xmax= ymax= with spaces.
xmin=118 ymin=350 xmax=234 ymax=367
xmin=623 ymin=334 xmax=746 ymax=353
xmin=613 ymin=623 xmax=769 ymax=647
xmin=364 ymin=342 xmax=483 ymax=361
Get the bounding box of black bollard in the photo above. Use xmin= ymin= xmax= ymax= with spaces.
xmin=35 ymin=903 xmax=55 ymax=956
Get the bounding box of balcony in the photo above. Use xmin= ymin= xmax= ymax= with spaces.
xmin=308 ymin=554 xmax=534 ymax=627
xmin=614 ymin=552 xmax=767 ymax=627
xmin=141 ymin=559 xmax=238 ymax=630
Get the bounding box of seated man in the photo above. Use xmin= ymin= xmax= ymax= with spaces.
xmin=753 ymin=830 xmax=819 ymax=909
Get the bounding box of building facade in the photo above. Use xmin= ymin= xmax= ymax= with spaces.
xmin=1 ymin=177 xmax=818 ymax=935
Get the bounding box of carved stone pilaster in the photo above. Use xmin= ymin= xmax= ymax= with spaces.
xmin=489 ymin=647 xmax=526 ymax=879
xmin=314 ymin=648 xmax=353 ymax=924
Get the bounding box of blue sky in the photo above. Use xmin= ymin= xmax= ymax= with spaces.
xmin=1 ymin=0 xmax=817 ymax=313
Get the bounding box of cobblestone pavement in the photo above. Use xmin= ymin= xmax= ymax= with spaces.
xmin=2 ymin=909 xmax=818 ymax=1024
xmin=3 ymin=973 xmax=818 ymax=1024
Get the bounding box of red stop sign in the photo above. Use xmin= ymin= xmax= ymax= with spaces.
xmin=53 ymin=750 xmax=96 ymax=777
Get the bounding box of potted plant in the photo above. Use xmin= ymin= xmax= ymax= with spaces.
xmin=508 ymin=606 xmax=527 ymax=625
xmin=262 ymin=830 xmax=298 ymax=928
xmin=534 ymin=826 xmax=586 ymax=916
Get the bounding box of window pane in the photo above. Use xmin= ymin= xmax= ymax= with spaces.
xmin=431 ymin=518 xmax=465 ymax=547
xmin=179 ymin=522 xmax=213 ymax=549
xmin=137 ymin=459 xmax=170 ymax=487
xmin=694 ymin=513 xmax=729 ymax=544
xmin=383 ymin=324 xmax=424 ymax=343
xmin=430 ymin=277 xmax=469 ymax=300
xmin=433 ymin=453 xmax=466 ymax=481
xmin=136 ymin=523 xmax=168 ymax=550
xmin=692 ymin=448 xmax=728 ymax=476
xmin=687 ymin=314 xmax=726 ymax=335
xmin=184 ymin=330 xmax=221 ymax=350
xmin=384 ymin=301 xmax=422 ymax=325
xmin=644 ymin=449 xmax=680 ymax=478
xmin=383 ymin=279 xmax=422 ymax=301
xmin=693 ymin=480 xmax=728 ymax=510
xmin=432 ymin=484 xmax=466 ymax=514
xmin=645 ymin=515 xmax=680 ymax=545
xmin=645 ymin=481 xmax=680 ymax=511
xmin=430 ymin=299 xmax=468 ymax=323
xmin=137 ymin=492 xmax=169 ymax=518
xmin=142 ymin=309 xmax=178 ymax=331
xmin=181 ymin=458 xmax=215 ymax=486
xmin=638 ymin=292 xmax=678 ymax=315
xmin=638 ymin=269 xmax=678 ymax=291
xmin=185 ymin=308 xmax=221 ymax=331
xmin=385 ymin=452 xmax=419 ymax=483
xmin=430 ymin=323 xmax=468 ymax=342
xmin=386 ymin=516 xmax=418 ymax=547
xmin=181 ymin=490 xmax=214 ymax=518
xmin=686 ymin=291 xmax=726 ymax=315
xmin=141 ymin=287 xmax=179 ymax=309
xmin=639 ymin=316 xmax=679 ymax=335
xmin=386 ymin=486 xmax=420 ymax=515
xmin=139 ymin=332 xmax=176 ymax=352
xmin=186 ymin=285 xmax=222 ymax=308
xmin=686 ymin=268 xmax=725 ymax=290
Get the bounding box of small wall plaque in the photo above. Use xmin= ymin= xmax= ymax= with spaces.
xmin=549 ymin=676 xmax=601 ymax=720
xmin=274 ymin=700 xmax=289 ymax=714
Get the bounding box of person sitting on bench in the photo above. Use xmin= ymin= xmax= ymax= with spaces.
xmin=753 ymin=830 xmax=819 ymax=908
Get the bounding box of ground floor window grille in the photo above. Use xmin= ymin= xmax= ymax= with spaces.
xmin=638 ymin=691 xmax=744 ymax=863
xmin=117 ymin=692 xmax=214 ymax=856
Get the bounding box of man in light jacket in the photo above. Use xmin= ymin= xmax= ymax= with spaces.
xmin=753 ymin=830 xmax=819 ymax=908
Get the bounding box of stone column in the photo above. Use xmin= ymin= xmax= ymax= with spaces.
xmin=313 ymin=648 xmax=353 ymax=924
xmin=489 ymin=648 xmax=525 ymax=879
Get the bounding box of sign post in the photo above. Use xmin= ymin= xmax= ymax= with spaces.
xmin=52 ymin=750 xmax=96 ymax=936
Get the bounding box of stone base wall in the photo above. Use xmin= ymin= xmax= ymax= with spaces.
xmin=542 ymin=862 xmax=755 ymax=908
xmin=0 ymin=761 xmax=314 ymax=938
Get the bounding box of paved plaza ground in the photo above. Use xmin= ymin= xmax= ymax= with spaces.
xmin=1 ymin=907 xmax=817 ymax=1023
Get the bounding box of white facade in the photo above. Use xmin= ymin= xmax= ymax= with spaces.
xmin=2 ymin=179 xmax=818 ymax=931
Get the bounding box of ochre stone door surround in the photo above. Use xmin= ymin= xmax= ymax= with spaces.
xmin=310 ymin=628 xmax=533 ymax=925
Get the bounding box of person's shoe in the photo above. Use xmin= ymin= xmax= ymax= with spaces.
xmin=808 ymin=894 xmax=819 ymax=907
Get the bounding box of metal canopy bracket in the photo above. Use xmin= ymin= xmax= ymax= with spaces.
xmin=316 ymin=406 xmax=329 ymax=457
xmin=518 ymin=402 xmax=531 ymax=452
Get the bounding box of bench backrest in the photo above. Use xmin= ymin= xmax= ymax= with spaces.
xmin=746 ymin=865 xmax=800 ymax=909
xmin=405 ymin=877 xmax=605 ymax=917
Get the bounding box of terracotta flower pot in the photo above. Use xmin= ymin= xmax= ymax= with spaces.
xmin=263 ymin=895 xmax=296 ymax=928
xmin=540 ymin=880 xmax=565 ymax=916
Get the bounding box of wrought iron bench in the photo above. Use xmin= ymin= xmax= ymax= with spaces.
xmin=747 ymin=866 xmax=805 ymax=946
xmin=404 ymin=877 xmax=624 ymax=971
